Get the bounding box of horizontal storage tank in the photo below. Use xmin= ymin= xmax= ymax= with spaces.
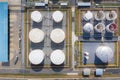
xmin=96 ymin=46 xmax=113 ymax=63
xmin=83 ymin=23 xmax=93 ymax=33
xmin=52 ymin=11 xmax=63 ymax=23
xmin=95 ymin=11 xmax=105 ymax=21
xmin=83 ymin=11 xmax=93 ymax=21
xmin=106 ymin=11 xmax=117 ymax=20
xmin=106 ymin=23 xmax=117 ymax=33
xmin=29 ymin=28 xmax=45 ymax=43
xmin=31 ymin=11 xmax=42 ymax=23
xmin=50 ymin=50 xmax=65 ymax=65
xmin=94 ymin=23 xmax=105 ymax=33
xmin=50 ymin=28 xmax=65 ymax=43
xmin=29 ymin=49 xmax=45 ymax=65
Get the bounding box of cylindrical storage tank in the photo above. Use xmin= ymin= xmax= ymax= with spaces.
xmin=31 ymin=11 xmax=42 ymax=23
xmin=96 ymin=46 xmax=113 ymax=63
xmin=52 ymin=11 xmax=63 ymax=23
xmin=83 ymin=23 xmax=93 ymax=33
xmin=50 ymin=50 xmax=65 ymax=65
xmin=29 ymin=49 xmax=45 ymax=65
xmin=94 ymin=23 xmax=105 ymax=33
xmin=106 ymin=11 xmax=117 ymax=20
xmin=29 ymin=28 xmax=45 ymax=43
xmin=106 ymin=23 xmax=117 ymax=33
xmin=50 ymin=28 xmax=65 ymax=43
xmin=95 ymin=11 xmax=105 ymax=21
xmin=83 ymin=11 xmax=93 ymax=21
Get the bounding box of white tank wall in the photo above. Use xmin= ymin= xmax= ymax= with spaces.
xmin=94 ymin=23 xmax=105 ymax=33
xmin=31 ymin=11 xmax=42 ymax=23
xmin=96 ymin=46 xmax=114 ymax=63
xmin=83 ymin=23 xmax=93 ymax=33
xmin=95 ymin=11 xmax=105 ymax=21
xmin=50 ymin=50 xmax=65 ymax=65
xmin=106 ymin=23 xmax=117 ymax=33
xmin=29 ymin=28 xmax=45 ymax=43
xmin=29 ymin=49 xmax=45 ymax=65
xmin=83 ymin=11 xmax=93 ymax=21
xmin=52 ymin=11 xmax=63 ymax=23
xmin=50 ymin=28 xmax=65 ymax=43
xmin=106 ymin=11 xmax=117 ymax=20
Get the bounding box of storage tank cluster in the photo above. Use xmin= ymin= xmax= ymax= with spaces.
xmin=28 ymin=10 xmax=65 ymax=65
xmin=96 ymin=46 xmax=114 ymax=63
xmin=83 ymin=10 xmax=117 ymax=33
xmin=50 ymin=11 xmax=65 ymax=65
xmin=83 ymin=11 xmax=115 ymax=63
xmin=83 ymin=10 xmax=117 ymax=21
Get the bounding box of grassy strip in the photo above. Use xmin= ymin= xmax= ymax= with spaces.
xmin=98 ymin=4 xmax=120 ymax=7
xmin=75 ymin=9 xmax=82 ymax=36
xmin=74 ymin=41 xmax=82 ymax=68
xmin=24 ymin=8 xmax=27 ymax=67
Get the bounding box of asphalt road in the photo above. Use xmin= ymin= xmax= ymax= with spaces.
xmin=70 ymin=0 xmax=76 ymax=6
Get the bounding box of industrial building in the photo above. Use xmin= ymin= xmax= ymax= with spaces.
xmin=0 ymin=2 xmax=8 ymax=62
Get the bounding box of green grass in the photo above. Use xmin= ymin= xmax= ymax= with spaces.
xmin=24 ymin=9 xmax=27 ymax=67
xmin=98 ymin=3 xmax=120 ymax=7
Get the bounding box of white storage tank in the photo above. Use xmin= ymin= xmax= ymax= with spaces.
xmin=50 ymin=28 xmax=65 ymax=43
xmin=83 ymin=23 xmax=93 ymax=33
xmin=52 ymin=11 xmax=64 ymax=23
xmin=94 ymin=23 xmax=105 ymax=33
xmin=29 ymin=49 xmax=45 ymax=65
xmin=96 ymin=46 xmax=114 ymax=63
xmin=29 ymin=28 xmax=45 ymax=43
xmin=106 ymin=23 xmax=117 ymax=33
xmin=106 ymin=11 xmax=117 ymax=20
xmin=95 ymin=11 xmax=105 ymax=21
xmin=50 ymin=50 xmax=65 ymax=65
xmin=31 ymin=11 xmax=42 ymax=23
xmin=83 ymin=11 xmax=93 ymax=21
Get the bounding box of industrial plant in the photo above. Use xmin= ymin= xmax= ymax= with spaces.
xmin=0 ymin=0 xmax=120 ymax=79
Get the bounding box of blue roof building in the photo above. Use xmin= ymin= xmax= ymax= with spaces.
xmin=96 ymin=69 xmax=103 ymax=76
xmin=78 ymin=2 xmax=91 ymax=7
xmin=0 ymin=2 xmax=8 ymax=62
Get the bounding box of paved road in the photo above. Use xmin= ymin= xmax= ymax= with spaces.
xmin=78 ymin=36 xmax=118 ymax=42
xmin=70 ymin=0 xmax=76 ymax=6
